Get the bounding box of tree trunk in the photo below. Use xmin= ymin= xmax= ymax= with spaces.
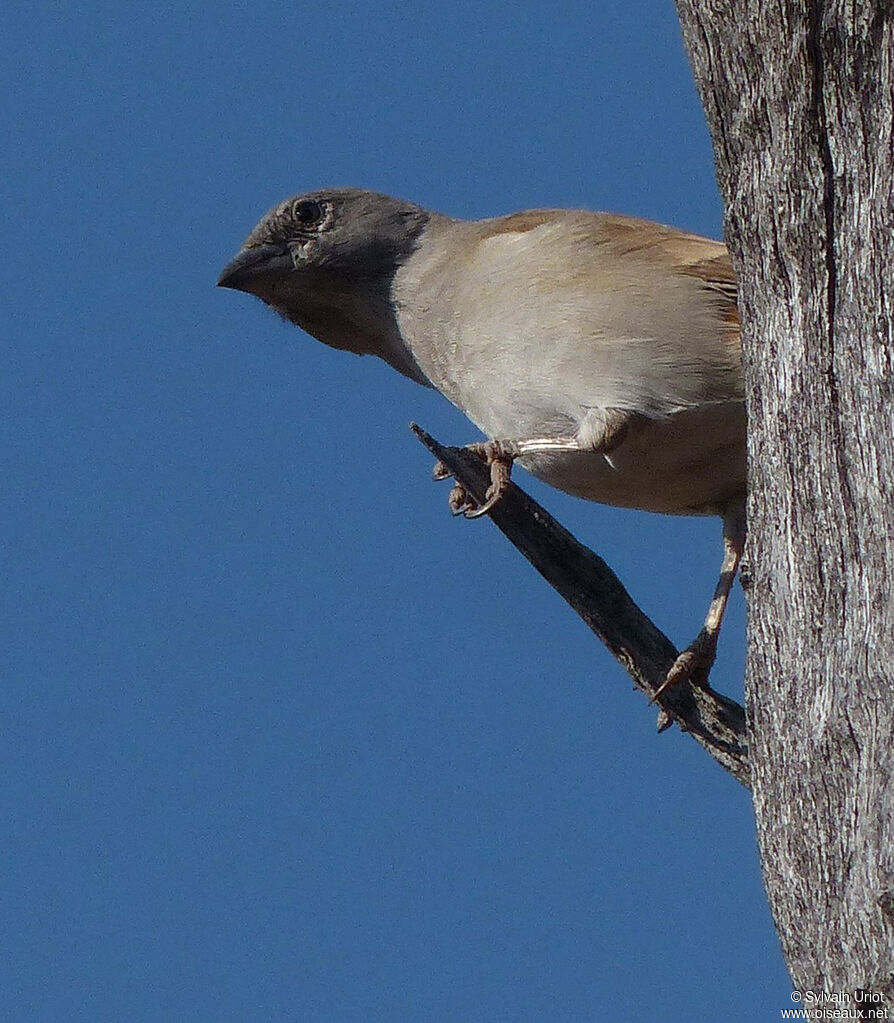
xmin=675 ymin=0 xmax=894 ymax=999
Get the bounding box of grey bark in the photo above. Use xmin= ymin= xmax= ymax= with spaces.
xmin=675 ymin=0 xmax=894 ymax=1000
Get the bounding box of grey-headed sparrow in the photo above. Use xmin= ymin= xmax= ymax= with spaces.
xmin=219 ymin=189 xmax=746 ymax=694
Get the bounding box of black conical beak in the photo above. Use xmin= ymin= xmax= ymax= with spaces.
xmin=217 ymin=244 xmax=295 ymax=292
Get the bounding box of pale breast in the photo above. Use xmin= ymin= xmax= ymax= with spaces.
xmin=393 ymin=210 xmax=745 ymax=514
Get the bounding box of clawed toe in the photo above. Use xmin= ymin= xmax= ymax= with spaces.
xmin=464 ymin=455 xmax=513 ymax=518
xmin=650 ymin=629 xmax=718 ymax=703
xmin=431 ymin=439 xmax=520 ymax=519
xmin=433 ymin=458 xmax=478 ymax=514
xmin=447 ymin=482 xmax=476 ymax=516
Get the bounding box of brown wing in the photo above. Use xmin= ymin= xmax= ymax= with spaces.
xmin=610 ymin=217 xmax=740 ymax=338
xmin=479 ymin=208 xmax=741 ymax=336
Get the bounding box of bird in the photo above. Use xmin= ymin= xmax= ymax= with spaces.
xmin=218 ymin=188 xmax=746 ymax=697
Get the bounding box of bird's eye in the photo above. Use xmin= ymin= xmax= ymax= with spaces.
xmin=291 ymin=199 xmax=326 ymax=229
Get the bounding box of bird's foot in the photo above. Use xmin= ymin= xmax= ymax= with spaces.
xmin=432 ymin=440 xmax=520 ymax=519
xmin=651 ymin=628 xmax=718 ymax=703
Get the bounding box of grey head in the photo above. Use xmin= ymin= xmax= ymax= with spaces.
xmin=218 ymin=188 xmax=435 ymax=382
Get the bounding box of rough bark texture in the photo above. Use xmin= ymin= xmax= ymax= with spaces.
xmin=676 ymin=0 xmax=894 ymax=999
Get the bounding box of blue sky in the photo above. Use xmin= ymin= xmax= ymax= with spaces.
xmin=4 ymin=3 xmax=791 ymax=1020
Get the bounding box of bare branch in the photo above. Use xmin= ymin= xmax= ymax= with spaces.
xmin=412 ymin=424 xmax=750 ymax=787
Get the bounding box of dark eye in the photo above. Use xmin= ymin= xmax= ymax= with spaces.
xmin=291 ymin=199 xmax=326 ymax=229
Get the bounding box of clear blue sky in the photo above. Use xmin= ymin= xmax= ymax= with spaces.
xmin=4 ymin=3 xmax=792 ymax=1020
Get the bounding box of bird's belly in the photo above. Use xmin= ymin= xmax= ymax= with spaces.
xmin=518 ymin=404 xmax=746 ymax=516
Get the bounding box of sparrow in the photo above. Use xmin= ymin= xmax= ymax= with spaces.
xmin=218 ymin=188 xmax=746 ymax=695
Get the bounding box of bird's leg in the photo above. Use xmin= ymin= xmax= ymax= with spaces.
xmin=651 ymin=499 xmax=747 ymax=702
xmin=433 ymin=409 xmax=632 ymax=520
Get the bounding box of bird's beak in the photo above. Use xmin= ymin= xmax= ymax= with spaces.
xmin=217 ymin=244 xmax=295 ymax=293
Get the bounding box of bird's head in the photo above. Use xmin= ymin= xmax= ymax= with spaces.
xmin=218 ymin=188 xmax=432 ymax=362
